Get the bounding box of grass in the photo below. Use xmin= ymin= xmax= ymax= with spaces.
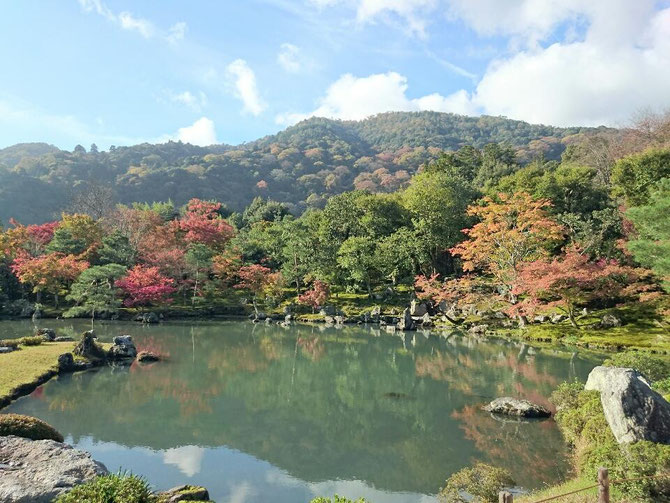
xmin=0 ymin=341 xmax=75 ymax=401
xmin=516 ymin=477 xmax=598 ymax=502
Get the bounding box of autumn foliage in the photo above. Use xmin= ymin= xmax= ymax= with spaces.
xmin=115 ymin=265 xmax=176 ymax=307
xmin=298 ymin=280 xmax=330 ymax=310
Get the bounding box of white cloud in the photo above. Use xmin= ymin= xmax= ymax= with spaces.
xmin=77 ymin=0 xmax=185 ymax=44
xmin=277 ymin=43 xmax=303 ymax=73
xmin=162 ymin=445 xmax=205 ymax=477
xmin=276 ymin=71 xmax=476 ymax=125
xmin=174 ymin=117 xmax=217 ymax=146
xmin=225 ymin=59 xmax=267 ymax=116
xmin=165 ymin=90 xmax=208 ymax=112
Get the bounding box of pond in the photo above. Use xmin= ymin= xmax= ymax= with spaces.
xmin=2 ymin=319 xmax=602 ymax=502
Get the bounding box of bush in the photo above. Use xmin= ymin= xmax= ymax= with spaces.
xmin=0 ymin=413 xmax=64 ymax=442
xmin=439 ymin=463 xmax=515 ymax=503
xmin=19 ymin=335 xmax=44 ymax=346
xmin=310 ymin=497 xmax=367 ymax=503
xmin=551 ymin=381 xmax=670 ymax=502
xmin=0 ymin=339 xmax=20 ymax=349
xmin=55 ymin=473 xmax=154 ymax=503
xmin=603 ymin=352 xmax=670 ymax=382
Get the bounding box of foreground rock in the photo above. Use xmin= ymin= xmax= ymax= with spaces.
xmin=34 ymin=328 xmax=56 ymax=341
xmin=73 ymin=331 xmax=107 ymax=363
xmin=156 ymin=484 xmax=211 ymax=502
xmin=0 ymin=436 xmax=108 ymax=503
xmin=108 ymin=335 xmax=137 ymax=360
xmin=136 ymin=350 xmax=160 ymax=363
xmin=585 ymin=366 xmax=670 ymax=444
xmin=483 ymin=397 xmax=551 ymax=418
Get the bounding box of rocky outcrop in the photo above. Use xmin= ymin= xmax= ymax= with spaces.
xmin=156 ymin=484 xmax=210 ymax=502
xmin=410 ymin=300 xmax=428 ymax=317
xmin=108 ymin=335 xmax=137 ymax=360
xmin=73 ymin=331 xmax=107 ymax=363
xmin=585 ymin=366 xmax=670 ymax=444
xmin=483 ymin=397 xmax=551 ymax=418
xmin=397 ymin=308 xmax=415 ymax=331
xmin=0 ymin=436 xmax=108 ymax=503
xmin=136 ymin=351 xmax=160 ymax=363
xmin=34 ymin=328 xmax=55 ymax=341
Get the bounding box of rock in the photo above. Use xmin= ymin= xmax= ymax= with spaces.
xmin=551 ymin=314 xmax=566 ymax=323
xmin=57 ymin=353 xmax=74 ymax=371
xmin=0 ymin=347 xmax=13 ymax=354
xmin=156 ymin=484 xmax=210 ymax=503
xmin=334 ymin=315 xmax=345 ymax=325
xmin=468 ymin=324 xmax=489 ymax=335
xmin=284 ymin=314 xmax=293 ymax=323
xmin=264 ymin=317 xmax=272 ymax=324
xmin=108 ymin=335 xmax=137 ymax=360
xmin=420 ymin=312 xmax=432 ymax=327
xmin=533 ymin=315 xmax=549 ymax=324
xmin=324 ymin=315 xmax=335 ymax=325
xmin=136 ymin=351 xmax=160 ymax=363
xmin=585 ymin=366 xmax=670 ymax=444
xmin=138 ymin=312 xmax=159 ymax=324
xmin=53 ymin=336 xmax=74 ymax=342
xmin=410 ymin=300 xmax=428 ymax=317
xmin=397 ymin=308 xmax=415 ymax=331
xmin=319 ymin=305 xmax=336 ymax=316
xmin=35 ymin=328 xmax=55 ymax=341
xmin=599 ymin=314 xmax=622 ymax=329
xmin=483 ymin=397 xmax=551 ymax=418
xmin=73 ymin=331 xmax=106 ymax=362
xmin=0 ymin=436 xmax=108 ymax=503
xmin=371 ymin=305 xmax=381 ymax=318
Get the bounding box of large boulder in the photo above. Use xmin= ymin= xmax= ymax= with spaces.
xmin=483 ymin=397 xmax=551 ymax=418
xmin=34 ymin=328 xmax=55 ymax=341
xmin=410 ymin=300 xmax=428 ymax=317
xmin=397 ymin=308 xmax=415 ymax=331
xmin=108 ymin=335 xmax=137 ymax=360
xmin=585 ymin=366 xmax=670 ymax=444
xmin=0 ymin=436 xmax=108 ymax=503
xmin=73 ymin=331 xmax=107 ymax=363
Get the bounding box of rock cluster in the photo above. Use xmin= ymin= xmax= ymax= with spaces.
xmin=108 ymin=335 xmax=138 ymax=360
xmin=585 ymin=366 xmax=670 ymax=444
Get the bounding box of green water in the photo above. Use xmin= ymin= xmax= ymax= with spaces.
xmin=3 ymin=319 xmax=602 ymax=502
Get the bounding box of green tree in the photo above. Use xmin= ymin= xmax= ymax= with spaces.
xmin=612 ymin=148 xmax=670 ymax=206
xmin=64 ymin=264 xmax=127 ymax=322
xmin=336 ymin=236 xmax=379 ymax=294
xmin=627 ymin=178 xmax=670 ymax=291
xmin=46 ymin=228 xmax=87 ymax=255
xmin=97 ymin=231 xmax=136 ymax=267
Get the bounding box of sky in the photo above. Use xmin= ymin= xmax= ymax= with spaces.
xmin=0 ymin=0 xmax=669 ymax=150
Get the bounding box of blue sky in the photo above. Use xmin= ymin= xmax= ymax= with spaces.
xmin=1 ymin=0 xmax=669 ymax=150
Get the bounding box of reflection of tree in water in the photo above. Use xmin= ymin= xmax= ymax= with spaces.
xmin=6 ymin=322 xmax=601 ymax=495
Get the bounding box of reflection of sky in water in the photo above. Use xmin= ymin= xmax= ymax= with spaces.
xmin=73 ymin=437 xmax=437 ymax=503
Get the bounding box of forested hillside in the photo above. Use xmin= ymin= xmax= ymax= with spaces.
xmin=0 ymin=112 xmax=607 ymax=224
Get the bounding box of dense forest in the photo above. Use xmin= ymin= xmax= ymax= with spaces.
xmin=0 ymin=111 xmax=667 ymax=325
xmin=0 ymin=112 xmax=608 ymax=225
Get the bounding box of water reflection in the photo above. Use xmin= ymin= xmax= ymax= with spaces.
xmin=3 ymin=319 xmax=603 ymax=502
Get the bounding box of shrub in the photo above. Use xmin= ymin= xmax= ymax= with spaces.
xmin=551 ymin=381 xmax=670 ymax=502
xmin=310 ymin=497 xmax=368 ymax=503
xmin=0 ymin=339 xmax=20 ymax=349
xmin=603 ymin=352 xmax=670 ymax=383
xmin=0 ymin=413 xmax=64 ymax=442
xmin=439 ymin=463 xmax=515 ymax=503
xmin=19 ymin=336 xmax=44 ymax=346
xmin=55 ymin=473 xmax=154 ymax=503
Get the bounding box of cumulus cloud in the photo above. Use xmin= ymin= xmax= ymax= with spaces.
xmin=226 ymin=59 xmax=267 ymax=116
xmin=275 ymin=72 xmax=476 ymax=125
xmin=174 ymin=117 xmax=217 ymax=146
xmin=165 ymin=90 xmax=208 ymax=112
xmin=277 ymin=43 xmax=303 ymax=73
xmin=162 ymin=446 xmax=205 ymax=477
xmin=77 ymin=0 xmax=185 ymax=43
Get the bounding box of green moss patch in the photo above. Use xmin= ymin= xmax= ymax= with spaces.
xmin=0 ymin=412 xmax=63 ymax=441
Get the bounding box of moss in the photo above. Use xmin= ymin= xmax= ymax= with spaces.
xmin=0 ymin=339 xmax=20 ymax=349
xmin=155 ymin=485 xmax=212 ymax=502
xmin=0 ymin=413 xmax=64 ymax=442
xmin=19 ymin=335 xmax=44 ymax=346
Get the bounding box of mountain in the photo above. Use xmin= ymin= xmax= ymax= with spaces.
xmin=0 ymin=112 xmax=609 ymax=224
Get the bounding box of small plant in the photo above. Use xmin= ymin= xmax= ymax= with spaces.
xmin=55 ymin=472 xmax=154 ymax=503
xmin=0 ymin=413 xmax=63 ymax=442
xmin=439 ymin=463 xmax=515 ymax=503
xmin=19 ymin=335 xmax=44 ymax=346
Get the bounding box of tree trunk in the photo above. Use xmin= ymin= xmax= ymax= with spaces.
xmin=568 ymin=309 xmax=579 ymax=328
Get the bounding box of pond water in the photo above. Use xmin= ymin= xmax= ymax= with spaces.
xmin=3 ymin=319 xmax=603 ymax=503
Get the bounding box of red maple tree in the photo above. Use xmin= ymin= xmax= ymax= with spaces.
xmin=115 ymin=265 xmax=176 ymax=307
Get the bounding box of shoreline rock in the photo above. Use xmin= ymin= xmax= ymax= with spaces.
xmin=483 ymin=397 xmax=551 ymax=418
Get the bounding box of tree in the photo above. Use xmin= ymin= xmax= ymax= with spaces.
xmin=513 ymin=247 xmax=640 ymax=327
xmin=184 ymin=243 xmax=215 ymax=304
xmin=97 ymin=231 xmax=136 ymax=267
xmin=11 ymin=253 xmax=89 ymax=306
xmin=177 ymin=198 xmax=235 ymax=249
xmin=612 ymin=149 xmax=670 ymax=206
xmin=627 ymin=178 xmax=670 ymax=291
xmin=234 ymin=264 xmax=273 ymax=314
xmin=298 ymin=280 xmax=330 ymax=312
xmin=451 ymin=192 xmax=565 ymax=315
xmin=115 ymin=265 xmax=176 ymax=308
xmin=69 ymin=182 xmax=116 ymax=220
xmin=336 ymin=237 xmax=379 ymax=294
xmin=65 ymin=264 xmax=127 ymax=322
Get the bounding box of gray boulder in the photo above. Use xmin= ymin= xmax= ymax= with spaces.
xmin=551 ymin=314 xmax=566 ymax=323
xmin=410 ymin=300 xmax=428 ymax=317
xmin=585 ymin=366 xmax=670 ymax=444
xmin=420 ymin=312 xmax=432 ymax=327
xmin=483 ymin=397 xmax=551 ymax=418
xmin=0 ymin=436 xmax=108 ymax=503
xmin=468 ymin=324 xmax=489 ymax=335
xmin=138 ymin=312 xmax=159 ymax=324
xmin=397 ymin=308 xmax=415 ymax=331
xmin=599 ymin=314 xmax=622 ymax=328
xmin=35 ymin=328 xmax=56 ymax=341
xmin=57 ymin=353 xmax=74 ymax=372
xmin=108 ymin=335 xmax=137 ymax=360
